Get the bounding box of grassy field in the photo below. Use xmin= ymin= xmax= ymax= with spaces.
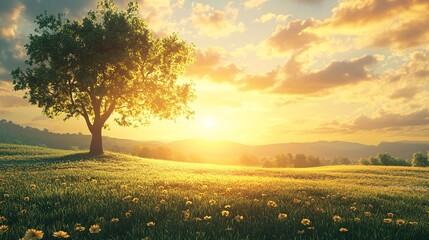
xmin=0 ymin=143 xmax=428 ymax=239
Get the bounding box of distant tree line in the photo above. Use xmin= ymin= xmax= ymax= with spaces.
xmin=239 ymin=152 xmax=353 ymax=168
xmin=359 ymin=152 xmax=429 ymax=167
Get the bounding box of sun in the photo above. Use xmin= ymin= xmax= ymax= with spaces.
xmin=203 ymin=117 xmax=215 ymax=128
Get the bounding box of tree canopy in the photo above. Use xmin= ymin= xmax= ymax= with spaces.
xmin=12 ymin=0 xmax=195 ymax=155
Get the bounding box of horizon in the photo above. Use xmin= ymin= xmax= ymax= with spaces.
xmin=0 ymin=0 xmax=428 ymax=146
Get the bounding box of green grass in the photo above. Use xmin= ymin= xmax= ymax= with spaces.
xmin=0 ymin=143 xmax=428 ymax=239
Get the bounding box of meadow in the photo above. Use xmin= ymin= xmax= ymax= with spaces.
xmin=0 ymin=143 xmax=428 ymax=239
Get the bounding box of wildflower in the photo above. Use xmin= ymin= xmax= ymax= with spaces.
xmin=111 ymin=189 xmax=117 ymax=194
xmin=224 ymin=204 xmax=231 ymax=209
xmin=161 ymin=190 xmax=168 ymax=195
xmin=183 ymin=210 xmax=190 ymax=220
xmin=387 ymin=212 xmax=394 ymax=217
xmin=20 ymin=209 xmax=28 ymax=215
xmin=354 ymin=217 xmax=361 ymax=222
xmin=292 ymin=198 xmax=301 ymax=203
xmin=364 ymin=211 xmax=372 ymax=217
xmin=30 ymin=184 xmax=37 ymax=189
xmin=339 ymin=228 xmax=348 ymax=232
xmin=132 ymin=198 xmax=139 ymax=203
xmin=315 ymin=207 xmax=324 ymax=212
xmin=409 ymin=221 xmax=418 ymax=225
xmin=267 ymin=200 xmax=278 ymax=208
xmin=253 ymin=199 xmax=260 ymax=203
xmin=396 ymin=219 xmax=405 ymax=225
xmin=278 ymin=213 xmax=287 ymax=220
xmin=159 ymin=199 xmax=166 ymax=204
xmin=301 ymin=218 xmax=311 ymax=226
xmin=225 ymin=227 xmax=233 ymax=231
xmin=53 ymin=230 xmax=70 ymax=238
xmin=111 ymin=218 xmax=119 ymax=223
xmin=89 ymin=224 xmax=101 ymax=233
xmin=74 ymin=224 xmax=85 ymax=232
xmin=350 ymin=206 xmax=357 ymax=211
xmin=209 ymin=199 xmax=216 ymax=205
xmin=23 ymin=229 xmax=44 ymax=240
xmin=120 ymin=185 xmax=128 ymax=190
xmin=195 ymin=217 xmax=202 ymax=221
xmin=221 ymin=210 xmax=230 ymax=217
xmin=3 ymin=194 xmax=9 ymax=198
xmin=235 ymin=215 xmax=244 ymax=222
xmin=185 ymin=201 xmax=192 ymax=206
xmin=332 ymin=215 xmax=342 ymax=222
xmin=125 ymin=212 xmax=132 ymax=218
xmin=24 ymin=197 xmax=30 ymax=202
xmin=261 ymin=193 xmax=267 ymax=197
xmin=154 ymin=205 xmax=161 ymax=212
xmin=0 ymin=225 xmax=8 ymax=234
xmin=91 ymin=179 xmax=97 ymax=184
xmin=297 ymin=230 xmax=305 ymax=235
xmin=307 ymin=226 xmax=315 ymax=230
xmin=0 ymin=216 xmax=6 ymax=222
xmin=146 ymin=222 xmax=156 ymax=227
xmin=203 ymin=216 xmax=212 ymax=221
xmin=122 ymin=195 xmax=132 ymax=202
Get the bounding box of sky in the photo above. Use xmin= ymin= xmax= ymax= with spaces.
xmin=0 ymin=0 xmax=428 ymax=145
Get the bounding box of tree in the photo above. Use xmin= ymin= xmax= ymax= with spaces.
xmin=369 ymin=157 xmax=381 ymax=165
xmin=411 ymin=152 xmax=428 ymax=167
xmin=293 ymin=153 xmax=307 ymax=168
xmin=359 ymin=158 xmax=370 ymax=165
xmin=12 ymin=1 xmax=195 ymax=155
xmin=377 ymin=153 xmax=394 ymax=166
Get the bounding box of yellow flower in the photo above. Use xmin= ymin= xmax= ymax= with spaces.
xmin=122 ymin=195 xmax=132 ymax=202
xmin=384 ymin=218 xmax=392 ymax=223
xmin=185 ymin=200 xmax=192 ymax=206
xmin=74 ymin=224 xmax=85 ymax=232
xmin=53 ymin=230 xmax=70 ymax=238
xmin=339 ymin=228 xmax=348 ymax=232
xmin=30 ymin=184 xmax=37 ymax=189
xmin=354 ymin=217 xmax=361 ymax=222
xmin=224 ymin=205 xmax=231 ymax=209
xmin=146 ymin=221 xmax=156 ymax=227
xmin=396 ymin=219 xmax=405 ymax=225
xmin=89 ymin=224 xmax=101 ymax=233
xmin=111 ymin=218 xmax=119 ymax=223
xmin=387 ymin=212 xmax=394 ymax=217
xmin=267 ymin=200 xmax=277 ymax=208
xmin=221 ymin=210 xmax=230 ymax=217
xmin=261 ymin=193 xmax=267 ymax=197
xmin=182 ymin=210 xmax=190 ymax=220
xmin=364 ymin=211 xmax=372 ymax=217
xmin=409 ymin=221 xmax=418 ymax=225
xmin=3 ymin=194 xmax=9 ymax=198
xmin=301 ymin=218 xmax=311 ymax=226
xmin=297 ymin=230 xmax=305 ymax=235
xmin=132 ymin=197 xmax=139 ymax=203
xmin=292 ymin=198 xmax=301 ymax=204
xmin=23 ymin=229 xmax=44 ymax=240
xmin=332 ymin=215 xmax=342 ymax=222
xmin=0 ymin=225 xmax=8 ymax=234
xmin=23 ymin=197 xmax=30 ymax=202
xmin=209 ymin=199 xmax=216 ymax=205
xmin=350 ymin=206 xmax=357 ymax=211
xmin=20 ymin=209 xmax=28 ymax=215
xmin=159 ymin=199 xmax=166 ymax=204
xmin=225 ymin=227 xmax=233 ymax=231
xmin=234 ymin=215 xmax=244 ymax=222
xmin=125 ymin=212 xmax=132 ymax=218
xmin=120 ymin=185 xmax=128 ymax=190
xmin=91 ymin=179 xmax=98 ymax=184
xmin=161 ymin=189 xmax=168 ymax=194
xmin=307 ymin=226 xmax=315 ymax=230
xmin=278 ymin=213 xmax=287 ymax=220
xmin=195 ymin=217 xmax=202 ymax=221
xmin=0 ymin=216 xmax=6 ymax=222
xmin=314 ymin=207 xmax=324 ymax=212
xmin=203 ymin=216 xmax=212 ymax=221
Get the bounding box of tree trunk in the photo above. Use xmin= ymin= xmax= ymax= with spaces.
xmin=89 ymin=124 xmax=103 ymax=155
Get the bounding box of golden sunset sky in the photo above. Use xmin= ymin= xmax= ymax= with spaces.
xmin=0 ymin=0 xmax=428 ymax=145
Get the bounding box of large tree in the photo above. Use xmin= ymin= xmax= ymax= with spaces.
xmin=12 ymin=1 xmax=195 ymax=155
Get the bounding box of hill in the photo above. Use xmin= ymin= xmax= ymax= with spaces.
xmin=0 ymin=143 xmax=428 ymax=239
xmin=2 ymin=119 xmax=429 ymax=164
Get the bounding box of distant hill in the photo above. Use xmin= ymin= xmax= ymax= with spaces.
xmin=1 ymin=119 xmax=429 ymax=164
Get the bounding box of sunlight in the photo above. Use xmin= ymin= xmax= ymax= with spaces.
xmin=203 ymin=117 xmax=215 ymax=128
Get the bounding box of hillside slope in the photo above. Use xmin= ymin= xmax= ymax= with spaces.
xmin=0 ymin=144 xmax=428 ymax=239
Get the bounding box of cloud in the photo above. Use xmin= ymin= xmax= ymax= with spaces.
xmin=244 ymin=0 xmax=269 ymax=9
xmin=190 ymin=2 xmax=245 ymax=38
xmin=254 ymin=13 xmax=290 ymax=23
xmin=0 ymin=2 xmax=24 ymax=39
xmin=273 ymin=55 xmax=378 ymax=95
xmin=349 ymin=109 xmax=429 ymax=130
xmin=390 ymin=87 xmax=419 ymax=101
xmin=373 ymin=18 xmax=429 ymax=49
xmin=185 ymin=47 xmax=242 ymax=83
xmin=0 ymin=95 xmax=28 ymax=108
xmin=238 ymin=70 xmax=278 ymax=91
xmin=265 ymin=19 xmax=321 ymax=54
